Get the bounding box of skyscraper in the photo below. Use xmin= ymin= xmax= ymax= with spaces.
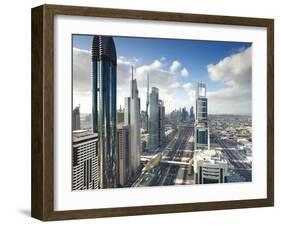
xmin=140 ymin=110 xmax=148 ymax=131
xmin=146 ymin=73 xmax=150 ymax=132
xmin=117 ymin=124 xmax=130 ymax=187
xmin=124 ymin=97 xmax=130 ymax=125
xmin=194 ymin=82 xmax=209 ymax=150
xmin=124 ymin=67 xmax=141 ymax=178
xmin=190 ymin=106 xmax=194 ymax=119
xmin=72 ymin=130 xmax=99 ymax=190
xmin=149 ymin=87 xmax=160 ymax=152
xmin=196 ymin=82 xmax=208 ymax=123
xmin=195 ymin=123 xmax=209 ymax=150
xmin=117 ymin=105 xmax=125 ymax=124
xmin=159 ymin=99 xmax=165 ymax=148
xmin=92 ymin=36 xmax=118 ymax=188
xmin=72 ymin=106 xmax=81 ymax=131
xmin=182 ymin=107 xmax=188 ymax=122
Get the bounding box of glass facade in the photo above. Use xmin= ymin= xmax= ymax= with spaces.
xmin=149 ymin=87 xmax=160 ymax=152
xmin=195 ymin=82 xmax=209 ymax=150
xmin=196 ymin=97 xmax=208 ymax=122
xmin=92 ymin=36 xmax=118 ymax=188
xmin=196 ymin=128 xmax=208 ymax=145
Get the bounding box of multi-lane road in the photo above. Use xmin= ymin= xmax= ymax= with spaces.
xmin=133 ymin=123 xmax=252 ymax=187
xmin=133 ymin=125 xmax=194 ymax=187
xmin=213 ymin=134 xmax=252 ymax=182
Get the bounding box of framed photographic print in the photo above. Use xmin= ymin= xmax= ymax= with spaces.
xmin=31 ymin=4 xmax=274 ymax=221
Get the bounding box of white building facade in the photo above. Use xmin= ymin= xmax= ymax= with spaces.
xmin=194 ymin=149 xmax=228 ymax=184
xmin=116 ymin=124 xmax=130 ymax=186
xmin=72 ymin=130 xmax=99 ymax=190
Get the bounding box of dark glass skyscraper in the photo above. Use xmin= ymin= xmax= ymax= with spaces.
xmin=149 ymin=87 xmax=160 ymax=152
xmin=92 ymin=36 xmax=118 ymax=188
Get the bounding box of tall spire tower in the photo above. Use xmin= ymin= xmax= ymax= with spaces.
xmin=124 ymin=65 xmax=141 ymax=178
xmin=146 ymin=73 xmax=150 ymax=131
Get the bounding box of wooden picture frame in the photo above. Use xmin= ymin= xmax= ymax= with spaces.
xmin=31 ymin=4 xmax=274 ymax=221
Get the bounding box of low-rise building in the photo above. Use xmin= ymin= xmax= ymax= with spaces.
xmin=194 ymin=149 xmax=228 ymax=184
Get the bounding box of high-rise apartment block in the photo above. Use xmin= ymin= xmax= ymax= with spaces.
xmin=72 ymin=130 xmax=99 ymax=190
xmin=117 ymin=124 xmax=130 ymax=187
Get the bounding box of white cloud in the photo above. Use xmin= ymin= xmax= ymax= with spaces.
xmin=206 ymin=47 xmax=252 ymax=114
xmin=113 ymin=57 xmax=194 ymax=113
xmin=134 ymin=59 xmax=187 ymax=113
xmin=73 ymin=45 xmax=252 ymax=115
xmin=183 ymin=82 xmax=192 ymax=92
xmin=73 ymin=48 xmax=194 ymax=114
xmin=72 ymin=48 xmax=92 ymax=113
xmin=207 ymin=47 xmax=251 ymax=85
xmin=183 ymin=83 xmax=195 ymax=106
xmin=181 ymin=67 xmax=189 ymax=77
xmin=169 ymin=60 xmax=181 ymax=73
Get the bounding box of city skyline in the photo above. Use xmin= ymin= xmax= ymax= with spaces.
xmin=73 ymin=35 xmax=252 ymax=114
xmin=72 ymin=35 xmax=252 ymax=190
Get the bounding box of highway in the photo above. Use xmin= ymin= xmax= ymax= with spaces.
xmin=214 ymin=134 xmax=252 ymax=181
xmin=134 ymin=125 xmax=194 ymax=187
xmin=133 ymin=124 xmax=252 ymax=187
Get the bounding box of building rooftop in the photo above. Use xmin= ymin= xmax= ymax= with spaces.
xmin=194 ymin=149 xmax=227 ymax=165
xmin=117 ymin=123 xmax=129 ymax=130
xmin=73 ymin=130 xmax=98 ymax=142
xmin=92 ymin=36 xmax=116 ymax=64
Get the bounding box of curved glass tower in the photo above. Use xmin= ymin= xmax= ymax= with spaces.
xmin=92 ymin=36 xmax=117 ymax=188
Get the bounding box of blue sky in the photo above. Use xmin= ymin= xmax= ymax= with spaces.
xmin=72 ymin=34 xmax=252 ymax=114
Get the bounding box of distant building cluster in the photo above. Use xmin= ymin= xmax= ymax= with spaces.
xmin=168 ymin=106 xmax=194 ymax=123
xmin=210 ymin=114 xmax=252 ymax=161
